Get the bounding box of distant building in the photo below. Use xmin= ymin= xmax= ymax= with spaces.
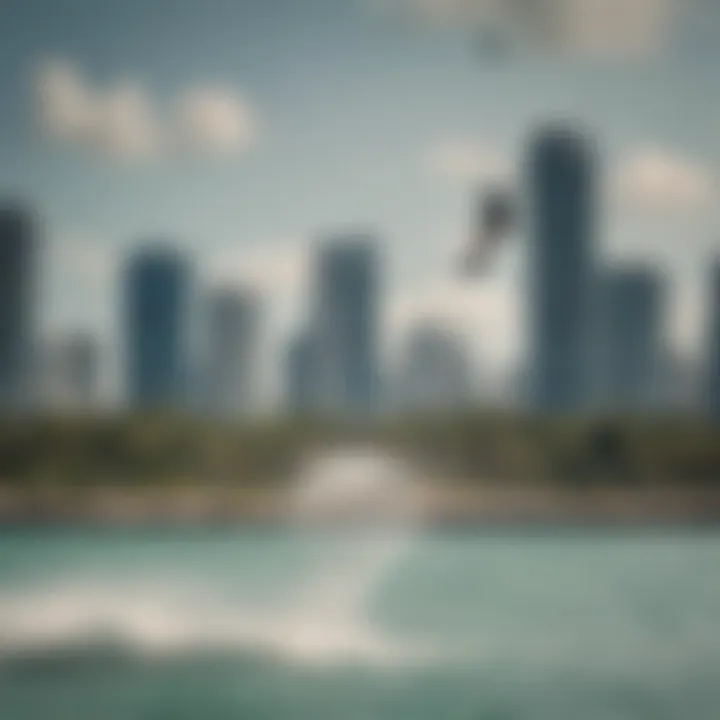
xmin=527 ymin=125 xmax=596 ymax=412
xmin=492 ymin=362 xmax=528 ymax=410
xmin=285 ymin=329 xmax=319 ymax=415
xmin=664 ymin=350 xmax=702 ymax=414
xmin=41 ymin=332 xmax=99 ymax=412
xmin=312 ymin=234 xmax=380 ymax=415
xmin=706 ymin=260 xmax=720 ymax=422
xmin=595 ymin=267 xmax=665 ymax=412
xmin=394 ymin=321 xmax=475 ymax=413
xmin=124 ymin=244 xmax=192 ymax=410
xmin=0 ymin=204 xmax=38 ymax=412
xmin=204 ymin=287 xmax=260 ymax=418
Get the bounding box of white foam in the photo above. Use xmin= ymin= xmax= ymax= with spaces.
xmin=0 ymin=447 xmax=432 ymax=668
xmin=0 ymin=580 xmax=432 ymax=666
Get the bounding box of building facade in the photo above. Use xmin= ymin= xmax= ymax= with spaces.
xmin=205 ymin=287 xmax=260 ymax=418
xmin=125 ymin=245 xmax=192 ymax=409
xmin=394 ymin=321 xmax=475 ymax=413
xmin=285 ymin=329 xmax=319 ymax=415
xmin=0 ymin=204 xmax=38 ymax=412
xmin=311 ymin=235 xmax=380 ymax=415
xmin=527 ymin=125 xmax=597 ymax=412
xmin=595 ymin=267 xmax=665 ymax=412
xmin=706 ymin=260 xmax=720 ymax=422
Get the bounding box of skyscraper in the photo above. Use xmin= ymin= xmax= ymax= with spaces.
xmin=527 ymin=125 xmax=596 ymax=412
xmin=285 ymin=329 xmax=319 ymax=415
xmin=41 ymin=332 xmax=99 ymax=412
xmin=596 ymin=267 xmax=665 ymax=412
xmin=394 ymin=321 xmax=475 ymax=413
xmin=0 ymin=204 xmax=38 ymax=412
xmin=204 ymin=287 xmax=260 ymax=418
xmin=312 ymin=234 xmax=380 ymax=415
xmin=706 ymin=260 xmax=720 ymax=422
xmin=124 ymin=245 xmax=192 ymax=410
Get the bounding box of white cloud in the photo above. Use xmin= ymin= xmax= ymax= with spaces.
xmin=175 ymin=87 xmax=257 ymax=155
xmin=36 ymin=60 xmax=95 ymax=143
xmin=381 ymin=0 xmax=678 ymax=56
xmin=35 ymin=59 xmax=259 ymax=163
xmin=428 ymin=138 xmax=513 ymax=184
xmin=559 ymin=0 xmax=676 ymax=56
xmin=612 ymin=147 xmax=716 ymax=212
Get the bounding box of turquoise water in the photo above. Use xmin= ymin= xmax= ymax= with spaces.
xmin=1 ymin=529 xmax=719 ymax=719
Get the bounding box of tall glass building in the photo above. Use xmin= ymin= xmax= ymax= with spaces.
xmin=527 ymin=125 xmax=597 ymax=413
xmin=285 ymin=329 xmax=319 ymax=415
xmin=706 ymin=260 xmax=720 ymax=422
xmin=41 ymin=331 xmax=99 ymax=412
xmin=596 ymin=267 xmax=665 ymax=412
xmin=0 ymin=204 xmax=38 ymax=413
xmin=124 ymin=244 xmax=192 ymax=410
xmin=204 ymin=287 xmax=260 ymax=418
xmin=394 ymin=321 xmax=475 ymax=413
xmin=312 ymin=234 xmax=380 ymax=415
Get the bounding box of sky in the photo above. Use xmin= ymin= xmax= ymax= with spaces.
xmin=0 ymin=0 xmax=719 ymax=404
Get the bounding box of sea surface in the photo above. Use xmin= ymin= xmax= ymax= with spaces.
xmin=0 ymin=528 xmax=719 ymax=720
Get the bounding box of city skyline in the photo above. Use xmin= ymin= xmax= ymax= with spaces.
xmin=2 ymin=116 xmax=717 ymax=418
xmin=0 ymin=0 xmax=715 ymax=403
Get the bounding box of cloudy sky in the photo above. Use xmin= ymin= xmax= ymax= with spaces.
xmin=1 ymin=0 xmax=719 ymax=401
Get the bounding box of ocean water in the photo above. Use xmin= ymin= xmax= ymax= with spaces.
xmin=0 ymin=528 xmax=719 ymax=720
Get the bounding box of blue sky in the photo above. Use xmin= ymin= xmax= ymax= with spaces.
xmin=1 ymin=0 xmax=719 ymax=402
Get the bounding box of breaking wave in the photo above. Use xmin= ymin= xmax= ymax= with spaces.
xmin=0 ymin=568 xmax=437 ymax=670
xmin=0 ymin=448 xmax=434 ymax=673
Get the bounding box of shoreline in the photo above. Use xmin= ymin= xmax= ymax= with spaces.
xmin=2 ymin=483 xmax=720 ymax=528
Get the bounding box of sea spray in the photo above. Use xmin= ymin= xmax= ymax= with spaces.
xmin=0 ymin=446 xmax=435 ymax=667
